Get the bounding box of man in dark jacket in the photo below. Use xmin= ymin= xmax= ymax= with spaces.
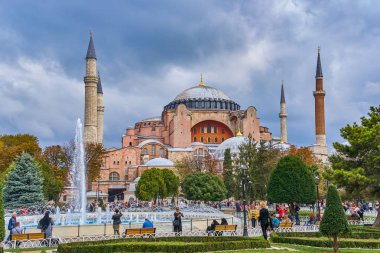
xmin=112 ymin=209 xmax=122 ymax=236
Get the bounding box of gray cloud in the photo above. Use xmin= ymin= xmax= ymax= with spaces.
xmin=0 ymin=0 xmax=379 ymax=150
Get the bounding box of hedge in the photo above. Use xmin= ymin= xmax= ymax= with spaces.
xmin=271 ymin=234 xmax=380 ymax=248
xmin=274 ymin=230 xmax=380 ymax=239
xmin=58 ymin=237 xmax=269 ymax=253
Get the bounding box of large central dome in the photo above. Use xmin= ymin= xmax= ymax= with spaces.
xmin=164 ymin=81 xmax=240 ymax=111
xmin=174 ymin=85 xmax=231 ymax=101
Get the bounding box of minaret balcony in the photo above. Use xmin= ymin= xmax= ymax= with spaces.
xmin=84 ymin=76 xmax=98 ymax=83
xmin=313 ymin=90 xmax=326 ymax=96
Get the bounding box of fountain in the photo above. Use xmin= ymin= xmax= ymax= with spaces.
xmin=55 ymin=207 xmax=61 ymax=225
xmin=106 ymin=205 xmax=111 ymax=223
xmin=69 ymin=118 xmax=87 ymax=224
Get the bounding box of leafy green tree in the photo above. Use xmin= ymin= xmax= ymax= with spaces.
xmin=4 ymin=153 xmax=45 ymax=209
xmin=328 ymin=105 xmax=380 ymax=227
xmin=267 ymin=155 xmax=316 ymax=214
xmin=182 ymin=172 xmax=227 ymax=201
xmin=320 ymin=185 xmax=350 ymax=253
xmin=161 ymin=169 xmax=179 ymax=197
xmin=223 ymin=149 xmax=235 ymax=198
xmin=238 ymin=135 xmax=281 ymax=200
xmin=135 ymin=168 xmax=166 ymax=202
xmin=38 ymin=162 xmax=65 ymax=202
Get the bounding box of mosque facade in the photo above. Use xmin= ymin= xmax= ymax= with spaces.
xmin=82 ymin=35 xmax=327 ymax=201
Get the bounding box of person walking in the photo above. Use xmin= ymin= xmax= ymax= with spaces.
xmin=173 ymin=207 xmax=184 ymax=235
xmin=7 ymin=212 xmax=17 ymax=241
xmin=38 ymin=211 xmax=54 ymax=238
xmin=294 ymin=204 xmax=300 ymax=225
xmin=258 ymin=202 xmax=270 ymax=240
xmin=112 ymin=209 xmax=122 ymax=236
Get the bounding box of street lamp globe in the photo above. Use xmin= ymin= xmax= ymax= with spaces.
xmin=240 ymin=165 xmax=248 ymax=171
xmin=315 ymin=175 xmax=320 ymax=185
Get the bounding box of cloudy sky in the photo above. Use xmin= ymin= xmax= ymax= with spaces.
xmin=0 ymin=0 xmax=379 ymax=149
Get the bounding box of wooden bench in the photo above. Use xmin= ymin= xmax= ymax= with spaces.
xmin=125 ymin=228 xmax=156 ymax=237
xmin=214 ymin=225 xmax=237 ymax=235
xmin=348 ymin=216 xmax=361 ymax=224
xmin=274 ymin=222 xmax=293 ymax=232
xmin=279 ymin=222 xmax=293 ymax=228
xmin=10 ymin=233 xmax=46 ymax=248
xmin=11 ymin=232 xmax=45 ymax=241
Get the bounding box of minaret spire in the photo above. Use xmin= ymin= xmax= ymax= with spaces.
xmin=279 ymin=80 xmax=288 ymax=143
xmin=316 ymin=46 xmax=323 ymax=78
xmin=86 ymin=32 xmax=97 ymax=60
xmin=280 ymin=80 xmax=286 ymax=103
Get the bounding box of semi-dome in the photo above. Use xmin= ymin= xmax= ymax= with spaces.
xmin=145 ymin=157 xmax=174 ymax=167
xmin=164 ymin=81 xmax=240 ymax=111
xmin=214 ymin=136 xmax=249 ymax=159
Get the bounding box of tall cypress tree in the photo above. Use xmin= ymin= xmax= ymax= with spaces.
xmin=4 ymin=153 xmax=45 ymax=209
xmin=223 ymin=148 xmax=235 ymax=198
xmin=320 ymin=185 xmax=350 ymax=253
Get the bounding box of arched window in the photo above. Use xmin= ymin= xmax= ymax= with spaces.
xmin=129 ymin=142 xmax=132 ymax=146
xmin=159 ymin=148 xmax=164 ymax=157
xmin=214 ymin=137 xmax=218 ymax=143
xmin=200 ymin=137 xmax=204 ymax=143
xmin=143 ymin=148 xmax=148 ymax=155
xmin=194 ymin=137 xmax=197 ymax=142
xmin=207 ymin=137 xmax=211 ymax=143
xmin=109 ymin=172 xmax=120 ymax=181
xmin=151 ymin=145 xmax=156 ymax=155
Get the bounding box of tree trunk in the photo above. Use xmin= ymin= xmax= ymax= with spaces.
xmin=332 ymin=235 xmax=339 ymax=253
xmin=374 ymin=198 xmax=380 ymax=227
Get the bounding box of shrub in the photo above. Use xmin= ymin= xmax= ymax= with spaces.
xmin=320 ymin=185 xmax=350 ymax=253
xmin=58 ymin=236 xmax=269 ymax=253
xmin=271 ymin=235 xmax=380 ymax=249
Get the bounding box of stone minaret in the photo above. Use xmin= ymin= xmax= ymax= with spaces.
xmin=313 ymin=47 xmax=326 ymax=147
xmin=84 ymin=33 xmax=98 ymax=144
xmin=97 ymin=72 xmax=104 ymax=145
xmin=279 ymin=81 xmax=287 ymax=143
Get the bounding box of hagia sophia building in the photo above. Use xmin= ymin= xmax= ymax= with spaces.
xmin=79 ymin=34 xmax=328 ymax=202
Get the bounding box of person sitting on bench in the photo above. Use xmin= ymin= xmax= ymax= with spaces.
xmin=142 ymin=218 xmax=154 ymax=228
xmin=206 ymin=219 xmax=219 ymax=233
xmin=221 ymin=218 xmax=228 ymax=225
xmin=271 ymin=214 xmax=280 ymax=228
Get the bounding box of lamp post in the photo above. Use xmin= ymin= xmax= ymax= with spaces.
xmin=315 ymin=176 xmax=321 ymax=219
xmin=240 ymin=165 xmax=248 ymax=236
xmin=97 ymin=180 xmax=100 ymax=203
xmin=248 ymin=180 xmax=253 ymax=204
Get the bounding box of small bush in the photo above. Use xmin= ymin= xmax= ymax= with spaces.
xmin=58 ymin=236 xmax=269 ymax=253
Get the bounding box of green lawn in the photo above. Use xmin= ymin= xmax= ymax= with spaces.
xmin=215 ymin=243 xmax=380 ymax=253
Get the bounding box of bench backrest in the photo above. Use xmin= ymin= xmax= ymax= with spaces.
xmin=279 ymin=222 xmax=293 ymax=228
xmin=215 ymin=225 xmax=237 ymax=231
xmin=11 ymin=234 xmax=27 ymax=240
xmin=11 ymin=232 xmax=45 ymax=240
xmin=349 ymin=217 xmax=360 ymax=221
xmin=125 ymin=228 xmax=156 ymax=235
